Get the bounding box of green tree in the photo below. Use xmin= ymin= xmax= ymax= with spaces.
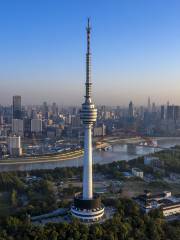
xmin=11 ymin=189 xmax=18 ymax=207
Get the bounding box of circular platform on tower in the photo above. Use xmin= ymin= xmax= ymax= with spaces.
xmin=71 ymin=193 xmax=104 ymax=222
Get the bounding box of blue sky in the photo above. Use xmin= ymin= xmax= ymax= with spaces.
xmin=0 ymin=0 xmax=180 ymax=106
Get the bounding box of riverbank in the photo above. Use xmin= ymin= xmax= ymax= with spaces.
xmin=0 ymin=137 xmax=179 ymax=172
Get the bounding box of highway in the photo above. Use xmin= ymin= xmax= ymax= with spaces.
xmin=0 ymin=149 xmax=84 ymax=165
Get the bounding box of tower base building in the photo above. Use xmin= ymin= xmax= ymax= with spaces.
xmin=71 ymin=193 xmax=104 ymax=222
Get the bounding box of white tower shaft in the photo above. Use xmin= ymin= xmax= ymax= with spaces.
xmin=83 ymin=125 xmax=93 ymax=199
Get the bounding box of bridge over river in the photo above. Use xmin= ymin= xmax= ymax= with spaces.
xmin=0 ymin=137 xmax=179 ymax=172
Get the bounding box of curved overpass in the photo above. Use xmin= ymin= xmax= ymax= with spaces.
xmin=0 ymin=149 xmax=84 ymax=165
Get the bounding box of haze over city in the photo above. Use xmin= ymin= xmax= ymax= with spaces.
xmin=1 ymin=0 xmax=180 ymax=105
xmin=0 ymin=0 xmax=180 ymax=236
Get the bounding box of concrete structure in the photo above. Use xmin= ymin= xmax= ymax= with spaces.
xmin=13 ymin=95 xmax=22 ymax=119
xmin=134 ymin=190 xmax=180 ymax=217
xmin=31 ymin=119 xmax=42 ymax=133
xmin=160 ymin=105 xmax=165 ymax=120
xmin=148 ymin=97 xmax=151 ymax=112
xmin=161 ymin=202 xmax=180 ymax=217
xmin=24 ymin=118 xmax=31 ymax=137
xmin=93 ymin=124 xmax=106 ymax=137
xmin=144 ymin=156 xmax=159 ymax=165
xmin=71 ymin=19 xmax=104 ymax=222
xmin=12 ymin=119 xmax=24 ymax=137
xmin=132 ymin=168 xmax=143 ymax=179
xmin=71 ymin=115 xmax=81 ymax=128
xmin=128 ymin=101 xmax=134 ymax=118
xmin=65 ymin=114 xmax=72 ymax=125
xmin=8 ymin=136 xmax=22 ymax=157
xmin=0 ymin=115 xmax=3 ymax=125
xmin=42 ymin=101 xmax=49 ymax=119
xmin=144 ymin=156 xmax=164 ymax=168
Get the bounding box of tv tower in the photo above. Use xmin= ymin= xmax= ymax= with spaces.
xmin=71 ymin=19 xmax=104 ymax=222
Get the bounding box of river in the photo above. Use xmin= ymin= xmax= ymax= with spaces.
xmin=0 ymin=137 xmax=179 ymax=172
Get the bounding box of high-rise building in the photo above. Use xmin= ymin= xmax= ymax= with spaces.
xmin=128 ymin=101 xmax=134 ymax=118
xmin=0 ymin=115 xmax=3 ymax=133
xmin=174 ymin=106 xmax=180 ymax=121
xmin=152 ymin=102 xmax=156 ymax=113
xmin=93 ymin=124 xmax=106 ymax=137
xmin=148 ymin=97 xmax=151 ymax=112
xmin=8 ymin=136 xmax=22 ymax=157
xmin=31 ymin=119 xmax=42 ymax=133
xmin=164 ymin=105 xmax=180 ymax=121
xmin=13 ymin=95 xmax=22 ymax=119
xmin=24 ymin=118 xmax=31 ymax=137
xmin=42 ymin=101 xmax=49 ymax=119
xmin=160 ymin=105 xmax=165 ymax=120
xmin=65 ymin=114 xmax=72 ymax=125
xmin=31 ymin=109 xmax=38 ymax=119
xmin=71 ymin=19 xmax=104 ymax=222
xmin=71 ymin=115 xmax=81 ymax=128
xmin=167 ymin=105 xmax=174 ymax=120
xmin=12 ymin=119 xmax=24 ymax=136
xmin=52 ymin=102 xmax=58 ymax=116
xmin=0 ymin=115 xmax=3 ymax=125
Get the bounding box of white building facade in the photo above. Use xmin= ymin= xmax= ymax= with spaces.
xmin=8 ymin=136 xmax=22 ymax=157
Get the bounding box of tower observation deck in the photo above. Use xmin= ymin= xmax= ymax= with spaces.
xmin=71 ymin=19 xmax=104 ymax=222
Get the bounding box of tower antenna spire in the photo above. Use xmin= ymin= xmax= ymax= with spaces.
xmin=85 ymin=18 xmax=92 ymax=101
xmin=87 ymin=18 xmax=91 ymax=53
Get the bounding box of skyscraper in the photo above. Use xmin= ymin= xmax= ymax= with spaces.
xmin=8 ymin=136 xmax=22 ymax=157
xmin=128 ymin=101 xmax=134 ymax=118
xmin=148 ymin=96 xmax=151 ymax=112
xmin=24 ymin=118 xmax=31 ymax=137
xmin=31 ymin=119 xmax=42 ymax=133
xmin=12 ymin=118 xmax=24 ymax=136
xmin=160 ymin=105 xmax=165 ymax=120
xmin=167 ymin=105 xmax=174 ymax=120
xmin=152 ymin=102 xmax=156 ymax=113
xmin=174 ymin=106 xmax=180 ymax=121
xmin=71 ymin=19 xmax=104 ymax=222
xmin=13 ymin=95 xmax=22 ymax=119
xmin=12 ymin=96 xmax=23 ymax=136
xmin=52 ymin=102 xmax=58 ymax=116
xmin=42 ymin=101 xmax=49 ymax=119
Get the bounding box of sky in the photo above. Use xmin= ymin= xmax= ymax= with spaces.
xmin=0 ymin=0 xmax=180 ymax=106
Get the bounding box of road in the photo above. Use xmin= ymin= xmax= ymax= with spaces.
xmin=0 ymin=149 xmax=83 ymax=165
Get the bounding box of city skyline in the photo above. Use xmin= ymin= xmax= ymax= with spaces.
xmin=0 ymin=96 xmax=178 ymax=108
xmin=1 ymin=0 xmax=180 ymax=105
xmin=0 ymin=0 xmax=180 ymax=235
